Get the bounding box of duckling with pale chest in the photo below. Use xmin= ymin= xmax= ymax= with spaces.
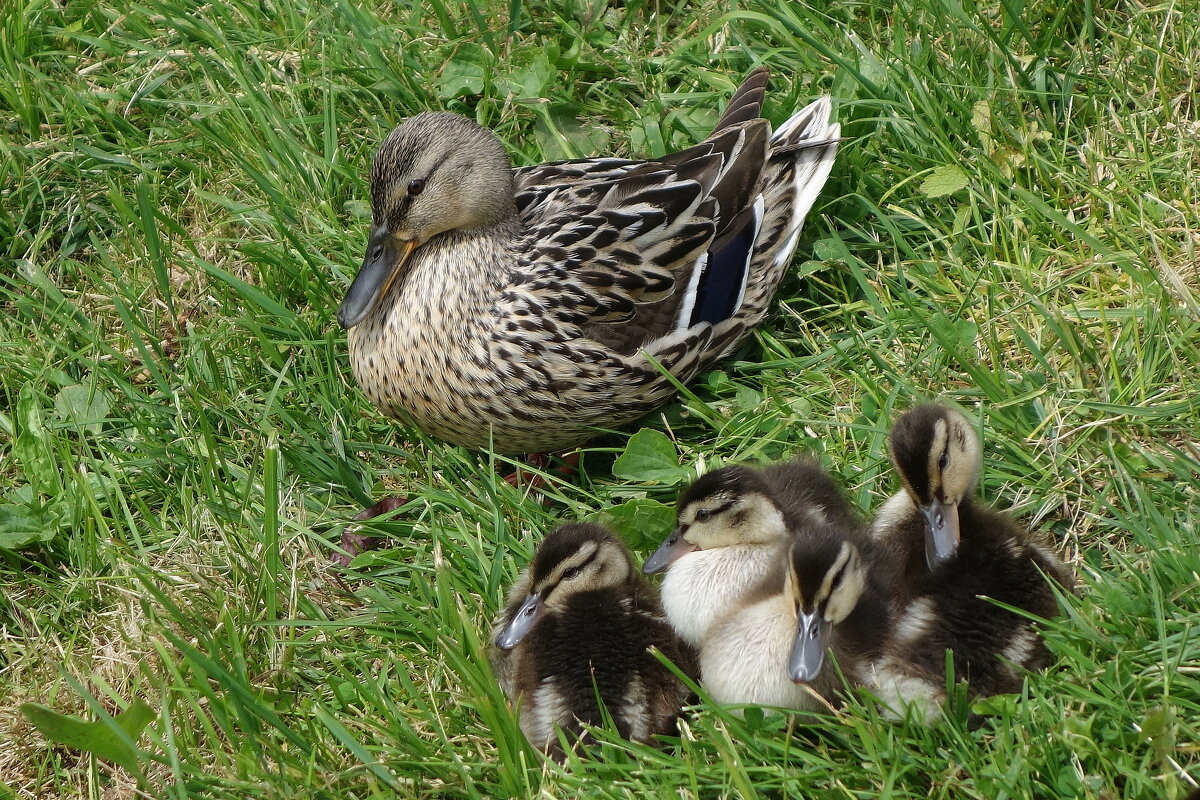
xmin=870 ymin=404 xmax=1074 ymax=720
xmin=338 ymin=68 xmax=840 ymax=455
xmin=700 ymin=523 xmax=893 ymax=710
xmin=644 ymin=458 xmax=864 ymax=648
xmin=491 ymin=523 xmax=695 ymax=756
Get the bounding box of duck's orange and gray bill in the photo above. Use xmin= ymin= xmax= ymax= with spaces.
xmin=338 ymin=228 xmax=419 ymax=329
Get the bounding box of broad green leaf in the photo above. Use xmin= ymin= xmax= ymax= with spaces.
xmin=734 ymin=386 xmax=763 ymax=411
xmin=591 ymin=498 xmax=676 ymax=550
xmin=612 ymin=429 xmax=685 ymax=484
xmin=437 ymin=44 xmax=487 ymax=99
xmin=503 ymin=51 xmax=553 ymax=100
xmin=20 ymin=699 xmax=155 ymax=773
xmin=812 ymin=236 xmax=853 ymax=263
xmin=54 ymin=384 xmax=112 ymax=435
xmin=848 ymin=31 xmax=887 ymax=88
xmin=920 ymin=165 xmax=969 ymax=198
xmin=13 ymin=384 xmax=62 ymax=498
xmin=0 ymin=503 xmax=59 ymax=549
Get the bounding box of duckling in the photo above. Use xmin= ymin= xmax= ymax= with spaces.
xmin=870 ymin=404 xmax=1073 ymax=720
xmin=490 ymin=523 xmax=695 ymax=756
xmin=699 ymin=524 xmax=892 ymax=710
xmin=644 ymin=458 xmax=863 ymax=647
xmin=339 ymin=67 xmax=840 ymax=456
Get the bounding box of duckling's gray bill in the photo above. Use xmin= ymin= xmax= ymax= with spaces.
xmin=920 ymin=498 xmax=960 ymax=568
xmin=789 ymin=609 xmax=831 ymax=683
xmin=643 ymin=529 xmax=698 ymax=574
xmin=496 ymin=592 xmax=542 ymax=650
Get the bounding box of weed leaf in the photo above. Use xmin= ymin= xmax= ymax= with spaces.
xmin=920 ymin=165 xmax=970 ymax=197
xmin=612 ymin=429 xmax=686 ymax=484
xmin=14 ymin=384 xmax=62 ymax=498
xmin=20 ymin=699 xmax=155 ymax=773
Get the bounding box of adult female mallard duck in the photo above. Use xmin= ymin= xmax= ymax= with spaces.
xmin=338 ymin=68 xmax=840 ymax=455
xmin=700 ymin=524 xmax=892 ymax=710
xmin=490 ymin=523 xmax=695 ymax=756
xmin=644 ymin=458 xmax=863 ymax=648
xmin=870 ymin=404 xmax=1074 ymax=720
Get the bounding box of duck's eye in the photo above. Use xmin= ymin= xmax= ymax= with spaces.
xmin=938 ymin=449 xmax=950 ymax=471
xmin=562 ymin=566 xmax=582 ymax=580
xmin=695 ymin=508 xmax=713 ymax=523
xmin=407 ymin=178 xmax=426 ymax=196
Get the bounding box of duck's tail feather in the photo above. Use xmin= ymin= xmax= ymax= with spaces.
xmin=768 ymin=97 xmax=840 ymax=257
xmin=728 ymin=97 xmax=839 ymax=330
xmin=711 ymin=67 xmax=771 ymax=134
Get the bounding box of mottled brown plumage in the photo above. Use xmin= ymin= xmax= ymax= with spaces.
xmin=340 ymin=68 xmax=840 ymax=454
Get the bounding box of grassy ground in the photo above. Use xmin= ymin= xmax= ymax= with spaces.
xmin=2 ymin=0 xmax=1199 ymax=796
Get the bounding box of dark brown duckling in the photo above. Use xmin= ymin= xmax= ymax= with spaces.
xmin=490 ymin=523 xmax=695 ymax=756
xmin=870 ymin=404 xmax=1074 ymax=720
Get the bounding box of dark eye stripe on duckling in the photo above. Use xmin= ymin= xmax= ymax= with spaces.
xmin=918 ymin=420 xmax=950 ymax=501
xmin=686 ymin=498 xmax=737 ymax=526
xmin=540 ymin=541 xmax=600 ymax=594
xmin=793 ymin=540 xmax=853 ymax=610
xmin=817 ymin=543 xmax=854 ymax=604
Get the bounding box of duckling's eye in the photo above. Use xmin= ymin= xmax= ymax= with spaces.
xmin=562 ymin=566 xmax=582 ymax=580
xmin=828 ymin=565 xmax=847 ymax=591
xmin=695 ymin=508 xmax=712 ymax=523
xmin=407 ymin=178 xmax=426 ymax=196
xmin=938 ymin=449 xmax=950 ymax=471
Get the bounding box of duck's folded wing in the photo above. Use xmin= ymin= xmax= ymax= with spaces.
xmin=501 ymin=121 xmax=770 ymax=357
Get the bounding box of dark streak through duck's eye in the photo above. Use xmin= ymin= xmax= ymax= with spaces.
xmin=408 ymin=178 xmax=426 ymax=196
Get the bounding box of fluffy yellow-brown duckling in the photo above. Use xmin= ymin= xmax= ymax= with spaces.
xmin=699 ymin=523 xmax=893 ymax=711
xmin=643 ymin=458 xmax=863 ymax=648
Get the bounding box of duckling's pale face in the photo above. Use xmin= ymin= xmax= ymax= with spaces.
xmin=889 ymin=404 xmax=982 ymax=567
xmin=495 ymin=524 xmax=634 ymax=650
xmin=644 ymin=465 xmax=793 ymax=574
xmin=338 ymin=111 xmax=517 ymax=329
xmin=787 ymin=537 xmax=865 ymax=683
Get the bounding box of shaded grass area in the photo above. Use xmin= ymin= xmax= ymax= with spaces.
xmin=1 ymin=0 xmax=1198 ymax=796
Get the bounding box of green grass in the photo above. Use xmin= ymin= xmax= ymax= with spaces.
xmin=2 ymin=0 xmax=1199 ymax=796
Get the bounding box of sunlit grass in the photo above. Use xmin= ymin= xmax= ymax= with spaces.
xmin=2 ymin=0 xmax=1198 ymax=796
